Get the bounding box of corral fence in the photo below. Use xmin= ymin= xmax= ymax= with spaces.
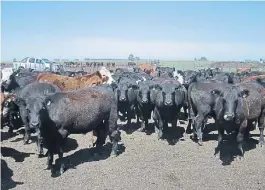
xmin=61 ymin=61 xmax=148 ymax=73
xmin=1 ymin=60 xmax=265 ymax=73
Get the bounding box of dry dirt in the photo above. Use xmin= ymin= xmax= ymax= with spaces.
xmin=1 ymin=117 xmax=265 ymax=190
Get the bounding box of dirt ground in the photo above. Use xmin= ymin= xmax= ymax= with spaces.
xmin=1 ymin=116 xmax=265 ymax=190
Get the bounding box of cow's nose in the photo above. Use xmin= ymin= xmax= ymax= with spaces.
xmin=165 ymin=101 xmax=172 ymax=106
xmin=224 ymin=113 xmax=235 ymax=121
xmin=30 ymin=122 xmax=39 ymax=128
xmin=142 ymin=99 xmax=148 ymax=103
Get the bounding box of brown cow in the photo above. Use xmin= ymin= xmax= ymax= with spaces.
xmin=236 ymin=67 xmax=251 ymax=73
xmin=138 ymin=63 xmax=156 ymax=76
xmin=37 ymin=70 xmax=109 ymax=91
xmin=241 ymin=75 xmax=265 ymax=83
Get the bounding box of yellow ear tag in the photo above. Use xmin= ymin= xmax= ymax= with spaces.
xmin=7 ymin=98 xmax=11 ymax=102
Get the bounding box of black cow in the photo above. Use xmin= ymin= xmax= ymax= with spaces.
xmin=1 ymin=70 xmax=40 ymax=92
xmin=114 ymin=81 xmax=139 ymax=127
xmin=156 ymin=67 xmax=175 ymax=78
xmin=11 ymin=82 xmax=61 ymax=156
xmin=31 ymin=87 xmax=120 ymax=177
xmin=152 ymin=80 xmax=187 ymax=140
xmin=212 ymin=82 xmax=265 ymax=158
xmin=1 ymin=96 xmax=23 ymax=136
xmin=187 ymin=81 xmax=232 ymax=145
xmin=136 ymin=81 xmax=155 ymax=132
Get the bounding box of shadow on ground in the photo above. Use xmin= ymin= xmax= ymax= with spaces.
xmin=162 ymin=126 xmax=186 ymax=145
xmin=214 ymin=134 xmax=258 ymax=166
xmin=1 ymin=147 xmax=33 ymax=162
xmin=1 ymin=159 xmax=24 ymax=190
xmin=51 ymin=142 xmax=126 ymax=177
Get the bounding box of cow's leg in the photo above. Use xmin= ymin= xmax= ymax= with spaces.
xmin=137 ymin=106 xmax=145 ymax=132
xmin=46 ymin=150 xmax=54 ymax=170
xmin=135 ymin=105 xmax=140 ymax=124
xmin=58 ymin=146 xmax=65 ymax=175
xmin=87 ymin=131 xmax=94 ymax=148
xmin=94 ymin=122 xmax=107 ymax=156
xmin=183 ymin=104 xmax=188 ymax=119
xmin=19 ymin=108 xmax=31 ymax=144
xmin=214 ymin=121 xmax=224 ymax=156
xmin=186 ymin=106 xmax=195 ymax=134
xmin=157 ymin=119 xmax=164 ymax=140
xmin=237 ymin=120 xmax=247 ymax=159
xmin=8 ymin=114 xmax=15 ymax=136
xmin=36 ymin=128 xmax=44 ymax=157
xmin=194 ymin=114 xmax=204 ymax=146
xmin=258 ymin=109 xmax=265 ymax=147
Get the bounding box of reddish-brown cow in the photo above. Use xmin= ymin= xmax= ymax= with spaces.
xmin=37 ymin=70 xmax=108 ymax=91
xmin=237 ymin=68 xmax=251 ymax=73
xmin=138 ymin=63 xmax=156 ymax=76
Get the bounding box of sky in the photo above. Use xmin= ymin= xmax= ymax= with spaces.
xmin=1 ymin=1 xmax=265 ymax=61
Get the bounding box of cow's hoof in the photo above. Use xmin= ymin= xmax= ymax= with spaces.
xmin=38 ymin=153 xmax=45 ymax=158
xmin=137 ymin=127 xmax=145 ymax=132
xmin=259 ymin=141 xmax=264 ymax=148
xmin=110 ymin=151 xmax=118 ymax=158
xmin=51 ymin=170 xmax=61 ymax=178
xmin=236 ymin=156 xmax=244 ymax=161
xmin=45 ymin=164 xmax=53 ymax=170
xmin=198 ymin=141 xmax=203 ymax=146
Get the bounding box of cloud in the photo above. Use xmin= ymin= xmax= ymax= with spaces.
xmin=1 ymin=36 xmax=265 ymax=61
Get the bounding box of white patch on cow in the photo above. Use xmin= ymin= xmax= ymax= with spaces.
xmin=99 ymin=66 xmax=115 ymax=84
xmin=223 ymin=114 xmax=228 ymax=120
xmin=47 ymin=101 xmax=51 ymax=106
xmin=142 ymin=77 xmax=146 ymax=81
xmin=136 ymin=80 xmax=141 ymax=84
xmin=173 ymin=71 xmax=184 ymax=84
xmin=13 ymin=116 xmax=17 ymax=119
xmin=1 ymin=67 xmax=13 ymax=83
xmin=2 ymin=107 xmax=9 ymax=117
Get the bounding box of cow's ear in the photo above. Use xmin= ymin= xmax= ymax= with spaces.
xmin=154 ymin=84 xmax=162 ymax=90
xmin=238 ymin=89 xmax=249 ymax=98
xmin=211 ymin=89 xmax=222 ymax=96
xmin=111 ymin=83 xmax=118 ymax=91
xmin=14 ymin=97 xmax=25 ymax=106
xmin=129 ymin=84 xmax=139 ymax=90
xmin=96 ymin=71 xmax=103 ymax=78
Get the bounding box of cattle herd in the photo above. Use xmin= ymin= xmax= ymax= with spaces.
xmin=1 ymin=64 xmax=265 ymax=178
